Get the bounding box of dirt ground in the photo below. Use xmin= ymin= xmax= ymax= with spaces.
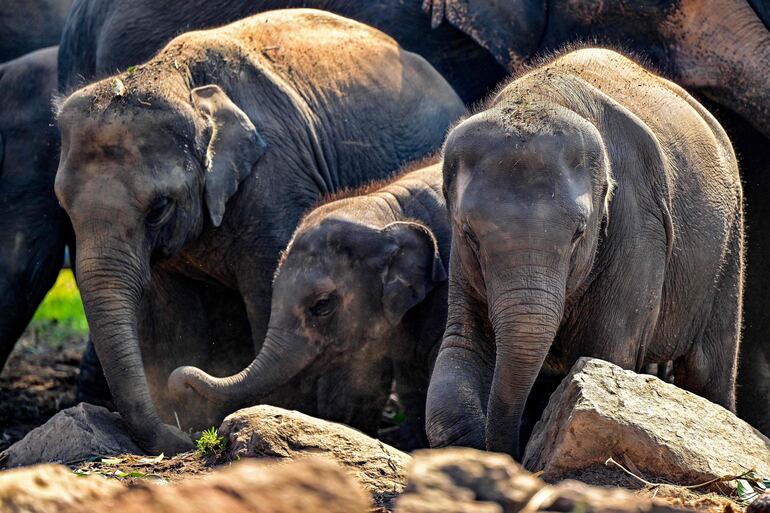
xmin=0 ymin=331 xmax=85 ymax=452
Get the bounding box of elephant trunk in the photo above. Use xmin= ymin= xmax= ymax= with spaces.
xmin=484 ymin=263 xmax=565 ymax=458
xmin=168 ymin=327 xmax=315 ymax=409
xmin=75 ymin=232 xmax=162 ymax=447
xmin=668 ymin=0 xmax=770 ymax=138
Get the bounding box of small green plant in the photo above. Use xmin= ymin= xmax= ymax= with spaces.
xmin=195 ymin=427 xmax=225 ymax=456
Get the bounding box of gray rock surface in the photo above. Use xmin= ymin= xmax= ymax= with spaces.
xmin=523 ymin=358 xmax=770 ymax=487
xmin=220 ymin=405 xmax=411 ymax=508
xmin=0 ymin=403 xmax=141 ymax=468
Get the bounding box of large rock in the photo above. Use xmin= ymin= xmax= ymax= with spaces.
xmin=62 ymin=456 xmax=369 ymax=513
xmin=0 ymin=463 xmax=123 ymax=513
xmin=396 ymin=448 xmax=694 ymax=513
xmin=220 ymin=405 xmax=411 ymax=508
xmin=523 ymin=358 xmax=770 ymax=487
xmin=1 ymin=403 xmax=142 ymax=468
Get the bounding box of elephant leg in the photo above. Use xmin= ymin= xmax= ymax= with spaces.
xmin=518 ymin=368 xmax=563 ymax=454
xmin=674 ymin=221 xmax=742 ymax=413
xmin=427 ymin=345 xmax=492 ymax=449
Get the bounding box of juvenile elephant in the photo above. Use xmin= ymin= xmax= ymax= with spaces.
xmin=169 ymin=162 xmax=450 ymax=446
xmin=54 ymin=9 xmax=466 ymax=454
xmin=427 ymin=48 xmax=744 ymax=458
xmin=0 ymin=47 xmax=68 ymax=371
xmin=57 ymin=0 xmax=505 ymax=103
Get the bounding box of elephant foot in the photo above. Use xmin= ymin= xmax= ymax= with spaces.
xmin=140 ymin=424 xmax=195 ymax=456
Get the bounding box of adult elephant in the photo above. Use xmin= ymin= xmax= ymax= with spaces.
xmin=0 ymin=0 xmax=73 ymax=63
xmin=57 ymin=0 xmax=505 ymax=103
xmin=0 ymin=47 xmax=68 ymax=371
xmin=54 ymin=9 xmax=466 ymax=454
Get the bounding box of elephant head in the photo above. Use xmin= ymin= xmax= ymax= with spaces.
xmin=423 ymin=0 xmax=770 ymax=138
xmin=168 ymin=215 xmax=446 ymax=427
xmin=54 ymin=73 xmax=266 ymax=454
xmin=435 ymin=107 xmax=613 ymax=457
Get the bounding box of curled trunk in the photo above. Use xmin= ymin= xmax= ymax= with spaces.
xmin=168 ymin=326 xmax=315 ymax=410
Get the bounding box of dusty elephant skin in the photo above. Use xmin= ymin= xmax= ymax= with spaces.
xmin=57 ymin=0 xmax=506 ymax=103
xmin=170 ymin=162 xmax=450 ymax=447
xmin=523 ymin=358 xmax=770 ymax=486
xmin=53 ymin=9 xmax=466 ymax=455
xmin=0 ymin=47 xmax=69 ymax=374
xmin=427 ymin=48 xmax=743 ymax=459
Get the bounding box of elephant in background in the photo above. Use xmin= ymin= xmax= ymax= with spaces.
xmin=170 ymin=162 xmax=450 ymax=448
xmin=54 ymin=9 xmax=466 ymax=454
xmin=0 ymin=0 xmax=72 ymax=63
xmin=427 ymin=49 xmax=743 ymax=458
xmin=0 ymin=47 xmax=68 ymax=372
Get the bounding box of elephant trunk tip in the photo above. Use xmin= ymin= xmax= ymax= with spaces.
xmin=168 ymin=365 xmax=215 ymax=402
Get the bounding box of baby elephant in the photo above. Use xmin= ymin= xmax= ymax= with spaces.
xmin=170 ymin=163 xmax=449 ymax=443
xmin=427 ymin=48 xmax=744 ymax=458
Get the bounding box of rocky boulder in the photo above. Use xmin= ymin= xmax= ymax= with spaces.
xmin=396 ymin=448 xmax=695 ymax=513
xmin=0 ymin=403 xmax=141 ymax=468
xmin=62 ymin=456 xmax=370 ymax=513
xmin=523 ymin=358 xmax=770 ymax=487
xmin=0 ymin=463 xmax=123 ymax=513
xmin=220 ymin=405 xmax=411 ymax=508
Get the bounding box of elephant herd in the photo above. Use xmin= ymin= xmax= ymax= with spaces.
xmin=1 ymin=0 xmax=769 ymax=459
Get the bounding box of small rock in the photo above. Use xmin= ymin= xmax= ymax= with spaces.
xmin=523 ymin=358 xmax=770 ymax=488
xmin=396 ymin=448 xmax=695 ymax=513
xmin=62 ymin=456 xmax=370 ymax=513
xmin=749 ymin=494 xmax=770 ymax=513
xmin=395 ymin=447 xmax=544 ymax=513
xmin=0 ymin=463 xmax=123 ymax=513
xmin=1 ymin=403 xmax=142 ymax=468
xmin=220 ymin=405 xmax=411 ymax=508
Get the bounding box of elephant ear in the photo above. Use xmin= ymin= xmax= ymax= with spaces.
xmin=0 ymin=131 xmax=4 ymax=172
xmin=381 ymin=221 xmax=447 ymax=325
xmin=191 ymin=84 xmax=267 ymax=227
xmin=421 ymin=0 xmax=546 ymax=69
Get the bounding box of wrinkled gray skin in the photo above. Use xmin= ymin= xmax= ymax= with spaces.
xmin=423 ymin=0 xmax=770 ymax=140
xmin=0 ymin=0 xmax=72 ymax=62
xmin=427 ymin=49 xmax=744 ymax=458
xmin=170 ymin=163 xmax=450 ymax=445
xmin=54 ymin=9 xmax=465 ymax=455
xmin=0 ymin=47 xmax=67 ymax=371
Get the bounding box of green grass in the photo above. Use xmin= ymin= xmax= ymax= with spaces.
xmin=28 ymin=269 xmax=88 ymax=345
xmin=195 ymin=427 xmax=226 ymax=457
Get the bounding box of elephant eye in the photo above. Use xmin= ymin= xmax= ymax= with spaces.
xmin=310 ymin=294 xmax=337 ymax=318
xmin=146 ymin=196 xmax=174 ymax=228
xmin=462 ymin=222 xmax=479 ymax=249
xmin=572 ymin=217 xmax=587 ymax=244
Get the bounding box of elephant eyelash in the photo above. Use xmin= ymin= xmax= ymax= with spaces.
xmin=309 ymin=294 xmax=337 ymax=317
xmin=572 ymin=217 xmax=587 ymax=244
xmin=146 ymin=196 xmax=175 ymax=228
